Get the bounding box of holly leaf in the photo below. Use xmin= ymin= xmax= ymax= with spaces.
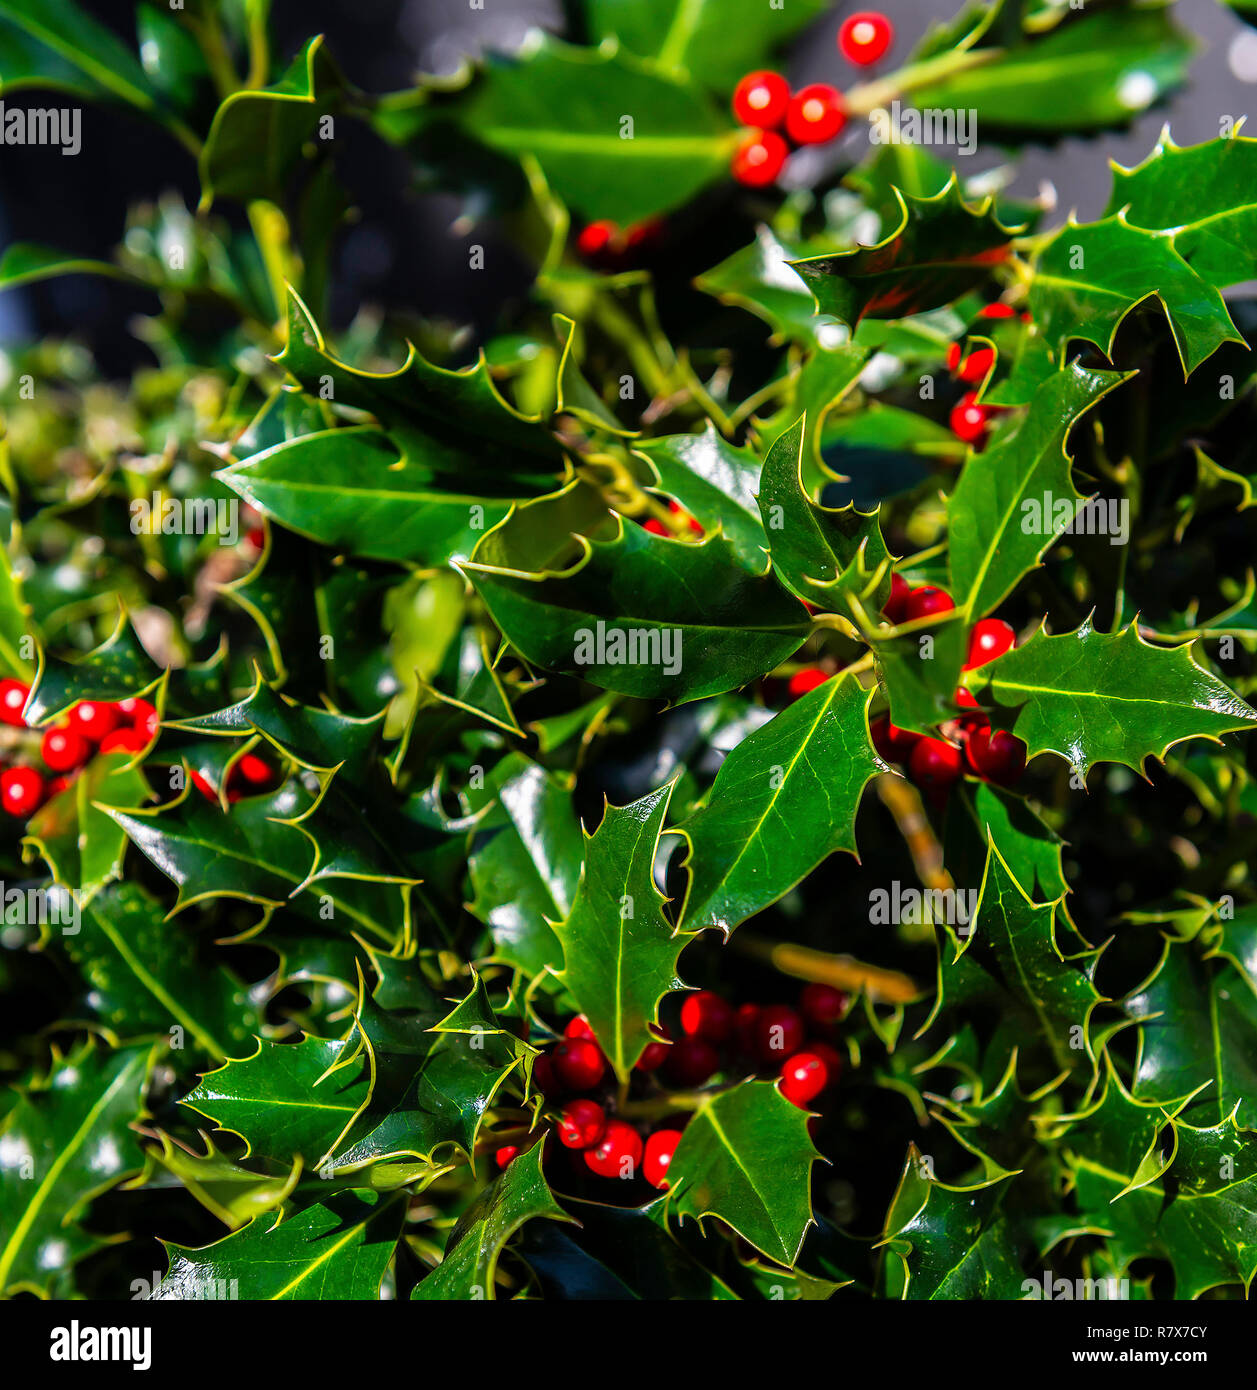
xmin=0 ymin=1043 xmax=150 ymax=1296
xmin=947 ymin=363 xmax=1131 ymax=617
xmin=1031 ymin=214 xmax=1245 ymax=376
xmin=673 ymin=673 xmax=883 ymax=935
xmin=463 ymin=483 xmax=810 ymax=704
xmin=667 ymin=1080 xmax=820 ymax=1266
xmin=981 ymin=621 xmax=1257 ymax=774
xmin=553 ymin=784 xmax=689 ymax=1080
xmin=446 ymin=35 xmax=735 ymax=223
xmin=789 ymin=181 xmax=1018 ymax=329
xmin=756 ymin=417 xmax=890 ymax=611
xmin=696 ymin=225 xmax=828 ymax=344
xmin=412 ymin=1141 xmax=572 ymax=1300
xmin=153 ymin=1192 xmax=405 ymax=1300
xmin=871 ymin=616 xmax=968 ymax=737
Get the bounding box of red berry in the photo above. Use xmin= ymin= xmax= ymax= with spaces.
xmin=577 ymin=219 xmax=619 ymax=263
xmin=557 ymin=1099 xmax=606 ymax=1150
xmin=233 ymin=753 xmax=275 ymax=787
xmin=735 ymin=1003 xmax=762 ymax=1057
xmin=953 ymin=688 xmax=990 ymax=739
xmin=754 ymin=1005 xmax=805 ymax=1063
xmin=732 ymin=70 xmax=790 ymax=128
xmin=99 ymin=728 xmax=149 ymax=755
xmin=47 ymin=774 xmax=74 ymax=797
xmin=495 ymin=1145 xmax=520 ymax=1170
xmin=553 ymin=1037 xmax=606 ymax=1092
xmin=643 ymin=1129 xmax=683 ymax=1190
xmin=965 ymin=618 xmax=1016 ymax=670
xmin=667 ymin=499 xmax=703 ymax=535
xmin=731 ymin=128 xmax=788 ymax=187
xmin=883 ymin=572 xmax=912 ymax=623
xmin=808 ymin=1040 xmax=844 ymax=1086
xmin=909 ymin=736 xmax=964 ymax=792
xmin=532 ymin=1054 xmax=560 ymax=1098
xmin=978 ymin=302 xmax=1017 ymax=320
xmin=41 ymin=725 xmax=90 ymax=773
xmin=950 ymin=393 xmax=991 ymax=444
xmin=945 ymin=342 xmax=962 ymax=372
xmin=680 ymin=990 xmax=736 ymax=1043
xmin=787 ymin=667 xmax=829 ymax=699
xmin=871 ymin=715 xmax=919 ymax=764
xmin=625 ymin=217 xmax=665 ymax=253
xmin=966 ymin=727 xmax=1027 ymax=785
xmin=664 ymin=1038 xmax=720 ymax=1088
xmin=0 ymin=679 xmax=29 ymax=727
xmin=635 ymin=1023 xmax=671 ymax=1072
xmin=565 ymin=1014 xmax=597 ymax=1042
xmin=583 ymin=1120 xmax=643 ymax=1180
xmin=190 ymin=769 xmax=218 ymax=803
xmin=643 ymin=518 xmax=670 ymax=536
xmin=838 ymin=12 xmax=894 ymax=66
xmin=800 ymin=983 xmax=846 ymax=1030
xmin=957 ymin=347 xmax=996 ymax=385
xmin=67 ymin=700 xmax=118 ymax=743
xmin=118 ymin=697 xmax=159 ymax=740
xmin=1 ymin=766 xmax=45 ymax=818
xmin=903 ymin=586 xmax=955 ymax=622
xmin=780 ymin=1051 xmax=829 ymax=1107
xmin=785 ymin=84 xmax=847 ymax=145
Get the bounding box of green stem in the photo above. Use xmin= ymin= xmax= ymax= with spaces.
xmin=845 ymin=45 xmax=1003 ymax=116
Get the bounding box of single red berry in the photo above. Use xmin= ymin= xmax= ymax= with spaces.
xmin=978 ymin=302 xmax=1017 ymax=320
xmin=965 ymin=618 xmax=1016 ymax=670
xmin=787 ymin=667 xmax=830 ymax=699
xmin=233 ymin=753 xmax=275 ymax=787
xmin=1 ymin=766 xmax=45 ymax=818
xmin=966 ymin=727 xmax=1027 ymax=785
xmin=118 ymin=696 xmax=159 ymax=740
xmin=731 ymin=128 xmax=789 ymax=186
xmin=870 ymin=715 xmax=919 ymax=765
xmin=0 ymin=679 xmax=29 ymax=728
xmin=800 ymin=983 xmax=846 ymax=1030
xmin=950 ymin=393 xmax=991 ymax=444
xmin=680 ymin=990 xmax=736 ymax=1043
xmin=903 ymin=586 xmax=955 ymax=622
xmin=838 ymin=12 xmax=894 ymax=66
xmin=636 ymin=1023 xmax=671 ymax=1072
xmin=883 ymin=572 xmax=912 ymax=623
xmin=946 ymin=342 xmax=962 ymax=372
xmin=754 ymin=1005 xmax=806 ymax=1063
xmin=664 ymin=1037 xmax=720 ymax=1088
xmin=583 ymin=1119 xmax=643 ymax=1180
xmin=565 ymin=1015 xmax=597 ymax=1042
xmin=245 ymin=526 xmax=266 ymax=550
xmin=99 ymin=728 xmax=149 ymax=755
xmin=732 ymin=70 xmax=790 ymax=128
xmin=957 ymin=347 xmax=996 ymax=385
xmin=41 ymin=725 xmax=91 ymax=773
xmin=643 ymin=518 xmax=670 ymax=536
xmin=643 ymin=1129 xmax=683 ymax=1190
xmin=953 ymin=688 xmax=990 ymax=738
xmin=785 ymin=84 xmax=847 ymax=145
xmin=67 ymin=700 xmax=119 ymax=743
xmin=577 ymin=219 xmax=619 ymax=263
xmin=909 ymin=736 xmax=964 ymax=792
xmin=735 ymin=1003 xmax=762 ymax=1057
xmin=532 ymin=1053 xmax=560 ymax=1097
xmin=495 ymin=1145 xmax=520 ymax=1170
xmin=808 ymin=1040 xmax=844 ymax=1086
xmin=557 ymin=1098 xmax=606 ymax=1150
xmin=47 ymin=774 xmax=74 ymax=798
xmin=780 ymin=1051 xmax=829 ymax=1107
xmin=553 ymin=1037 xmax=606 ymax=1092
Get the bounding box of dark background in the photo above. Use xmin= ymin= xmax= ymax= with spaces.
xmin=1 ymin=0 xmax=1254 ymax=369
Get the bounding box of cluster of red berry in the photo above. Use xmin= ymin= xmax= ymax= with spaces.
xmin=188 ymin=753 xmax=278 ymax=806
xmin=729 ymin=13 xmax=894 ymax=187
xmin=498 ymin=982 xmax=848 ymax=1187
xmin=945 ymin=303 xmax=1026 ymax=446
xmin=575 ymin=216 xmax=665 ymax=270
xmin=0 ymin=680 xmax=158 ymax=819
xmin=871 ymin=577 xmax=1027 ymax=795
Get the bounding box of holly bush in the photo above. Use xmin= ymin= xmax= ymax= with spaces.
xmin=3 ymin=0 xmax=1257 ymax=1306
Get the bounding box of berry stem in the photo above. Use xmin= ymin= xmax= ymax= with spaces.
xmin=875 ymin=773 xmax=955 ymax=896
xmin=843 ymin=45 xmax=1003 ymax=117
xmin=728 ymin=933 xmax=920 ymax=1004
